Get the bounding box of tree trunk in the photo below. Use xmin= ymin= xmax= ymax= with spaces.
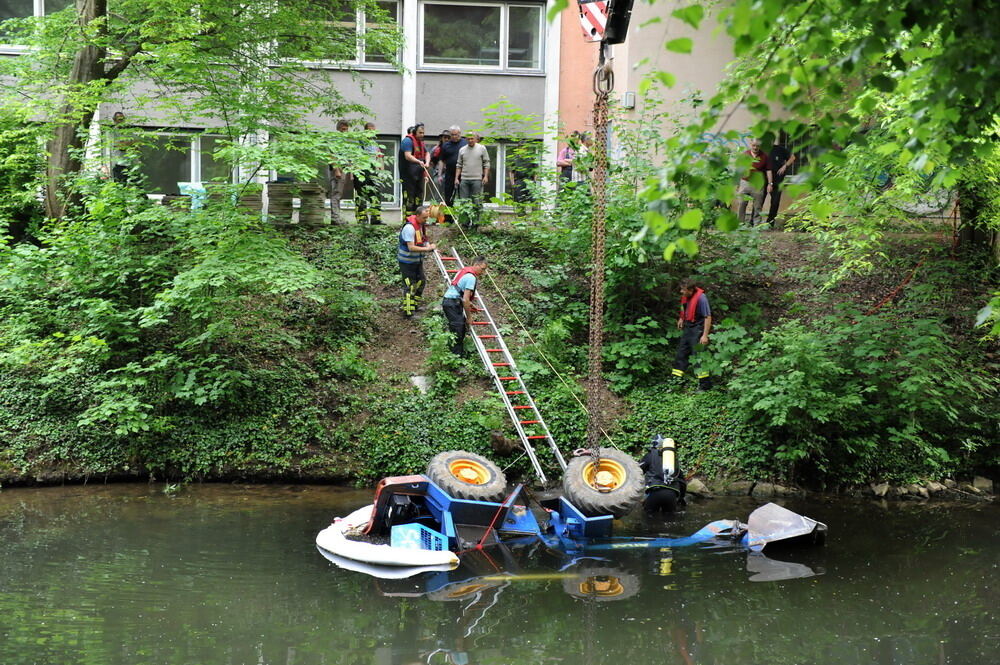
xmin=44 ymin=0 xmax=107 ymax=220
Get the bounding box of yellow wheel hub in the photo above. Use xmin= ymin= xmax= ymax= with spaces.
xmin=582 ymin=459 xmax=627 ymax=492
xmin=449 ymin=459 xmax=491 ymax=485
xmin=579 ymin=576 xmax=624 ymax=598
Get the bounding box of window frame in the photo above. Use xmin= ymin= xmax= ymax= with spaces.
xmin=418 ymin=1 xmax=545 ymax=73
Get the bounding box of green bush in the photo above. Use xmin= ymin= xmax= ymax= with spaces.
xmin=728 ymin=312 xmax=997 ymax=482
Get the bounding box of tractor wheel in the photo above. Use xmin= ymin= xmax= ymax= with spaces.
xmin=562 ymin=447 xmax=643 ymax=518
xmin=426 ymin=450 xmax=508 ymax=503
xmin=563 ymin=564 xmax=640 ymax=602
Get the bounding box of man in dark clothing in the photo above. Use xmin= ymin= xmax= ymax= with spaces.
xmin=639 ymin=435 xmax=687 ymax=515
xmin=765 ymin=131 xmax=797 ymax=225
xmin=431 ymin=126 xmax=467 ymax=210
xmin=672 ymin=280 xmax=713 ymax=391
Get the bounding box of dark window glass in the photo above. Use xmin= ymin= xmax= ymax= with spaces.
xmin=138 ymin=136 xmax=192 ymax=195
xmin=364 ymin=0 xmax=398 ymax=64
xmin=423 ymin=4 xmax=500 ymax=67
xmin=507 ymin=5 xmax=541 ymax=69
xmin=0 ymin=0 xmax=33 ymax=22
xmin=200 ymin=136 xmax=233 ymax=184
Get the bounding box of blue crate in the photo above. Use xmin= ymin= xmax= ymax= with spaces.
xmin=390 ymin=523 xmax=448 ymax=551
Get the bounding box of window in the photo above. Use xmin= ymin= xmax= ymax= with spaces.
xmin=362 ymin=0 xmax=399 ymax=64
xmin=135 ymin=133 xmax=234 ymax=195
xmin=421 ymin=2 xmax=543 ymax=71
xmin=339 ymin=138 xmax=400 ymax=207
xmin=0 ymin=0 xmax=71 ymax=43
xmin=283 ymin=0 xmax=399 ymax=65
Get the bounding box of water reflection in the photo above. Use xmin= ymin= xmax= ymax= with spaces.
xmin=0 ymin=485 xmax=996 ymax=665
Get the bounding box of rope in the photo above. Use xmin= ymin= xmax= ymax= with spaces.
xmin=419 ymin=164 xmax=620 ymax=449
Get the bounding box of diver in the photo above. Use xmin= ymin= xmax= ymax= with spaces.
xmin=639 ymin=435 xmax=687 ymax=515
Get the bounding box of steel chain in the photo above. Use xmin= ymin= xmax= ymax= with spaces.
xmin=586 ymin=56 xmax=611 ymax=453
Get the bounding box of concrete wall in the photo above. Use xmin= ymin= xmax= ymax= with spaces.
xmin=414 ymin=71 xmax=545 ymax=134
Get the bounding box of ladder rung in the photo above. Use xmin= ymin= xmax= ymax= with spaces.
xmin=478 ymin=335 xmax=497 ymax=338
xmin=499 ymin=376 xmax=517 ymax=380
xmin=446 ymin=269 xmax=458 ymax=273
xmin=492 ymin=362 xmax=510 ymax=366
xmin=520 ymin=420 xmax=540 ymax=424
xmin=470 ymin=321 xmax=489 ymax=326
xmin=526 ymin=435 xmax=548 ymax=439
xmin=486 ymin=348 xmax=502 ymax=352
xmin=440 ymin=257 xmax=457 ymax=260
xmin=512 ymin=405 xmax=532 ymax=409
xmin=506 ymin=391 xmax=525 ymax=395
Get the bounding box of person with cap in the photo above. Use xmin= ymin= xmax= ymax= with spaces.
xmin=639 ymin=435 xmax=687 ymax=515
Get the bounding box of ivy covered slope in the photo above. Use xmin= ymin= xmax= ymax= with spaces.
xmin=0 ymin=177 xmax=996 ymax=487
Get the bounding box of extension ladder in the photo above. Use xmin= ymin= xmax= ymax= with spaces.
xmin=432 ymin=248 xmax=568 ymax=484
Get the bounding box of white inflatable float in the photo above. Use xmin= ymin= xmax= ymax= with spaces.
xmin=315 ymin=504 xmax=460 ymax=568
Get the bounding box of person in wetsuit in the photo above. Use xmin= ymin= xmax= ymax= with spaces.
xmin=639 ymin=435 xmax=687 ymax=515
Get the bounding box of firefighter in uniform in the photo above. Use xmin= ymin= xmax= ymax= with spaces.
xmin=397 ymin=205 xmax=437 ymax=316
xmin=441 ymin=256 xmax=487 ymax=356
xmin=672 ymin=279 xmax=713 ymax=391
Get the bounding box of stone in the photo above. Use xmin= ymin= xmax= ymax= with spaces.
xmin=753 ymin=482 xmax=777 ymax=497
xmin=973 ymin=476 xmax=994 ymax=494
xmin=408 ymin=375 xmax=431 ymax=394
xmin=925 ymin=481 xmax=945 ymax=494
xmin=906 ymin=484 xmax=922 ymax=495
xmin=773 ymin=484 xmax=797 ymax=496
xmin=686 ymin=478 xmax=710 ymax=497
xmin=916 ymin=486 xmax=929 ymax=499
xmin=725 ymin=480 xmax=755 ymax=496
xmin=891 ymin=485 xmax=908 ymax=497
xmin=870 ymin=482 xmax=890 ymax=497
xmin=959 ymin=483 xmax=981 ymax=495
xmin=943 ymin=479 xmax=958 ymax=489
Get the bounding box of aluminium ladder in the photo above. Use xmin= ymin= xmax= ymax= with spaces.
xmin=432 ymin=248 xmax=567 ymax=484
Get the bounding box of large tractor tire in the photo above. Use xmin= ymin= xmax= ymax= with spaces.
xmin=562 ymin=447 xmax=643 ymax=519
xmin=426 ymin=450 xmax=508 ymax=503
xmin=563 ymin=564 xmax=640 ymax=602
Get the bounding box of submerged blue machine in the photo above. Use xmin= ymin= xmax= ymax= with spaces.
xmin=357 ymin=474 xmax=826 ymax=562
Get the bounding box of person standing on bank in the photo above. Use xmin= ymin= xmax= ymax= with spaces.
xmin=327 ymin=119 xmax=351 ymax=224
xmin=672 ymin=280 xmax=713 ymax=391
xmin=400 ymin=123 xmax=429 ymax=217
xmin=764 ymin=131 xmax=797 ymax=226
xmin=442 ymin=256 xmax=488 ymax=356
xmin=455 ymin=133 xmax=490 ymax=229
xmin=737 ymin=139 xmax=772 ymax=226
xmin=397 ymin=204 xmax=437 ymax=317
xmin=436 ymin=127 xmax=466 ymax=213
xmin=354 ymin=121 xmax=384 ymax=224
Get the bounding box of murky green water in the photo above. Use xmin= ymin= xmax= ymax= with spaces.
xmin=0 ymin=484 xmax=996 ymax=665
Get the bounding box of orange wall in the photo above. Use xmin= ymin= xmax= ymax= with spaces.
xmin=558 ymin=6 xmax=600 ymax=150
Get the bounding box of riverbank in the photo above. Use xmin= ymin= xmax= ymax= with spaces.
xmin=0 ymin=219 xmax=996 ymax=490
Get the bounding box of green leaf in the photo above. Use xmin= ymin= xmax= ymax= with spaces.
xmin=547 ymin=0 xmax=568 ymax=22
xmin=676 ymin=235 xmax=699 ymax=257
xmin=677 ymin=208 xmax=704 ymax=230
xmin=665 ymin=38 xmax=693 ymax=54
xmin=715 ymin=210 xmax=739 ymax=232
xmin=671 ymin=4 xmax=704 ymax=30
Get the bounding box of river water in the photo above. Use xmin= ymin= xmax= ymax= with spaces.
xmin=0 ymin=484 xmax=996 ymax=665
